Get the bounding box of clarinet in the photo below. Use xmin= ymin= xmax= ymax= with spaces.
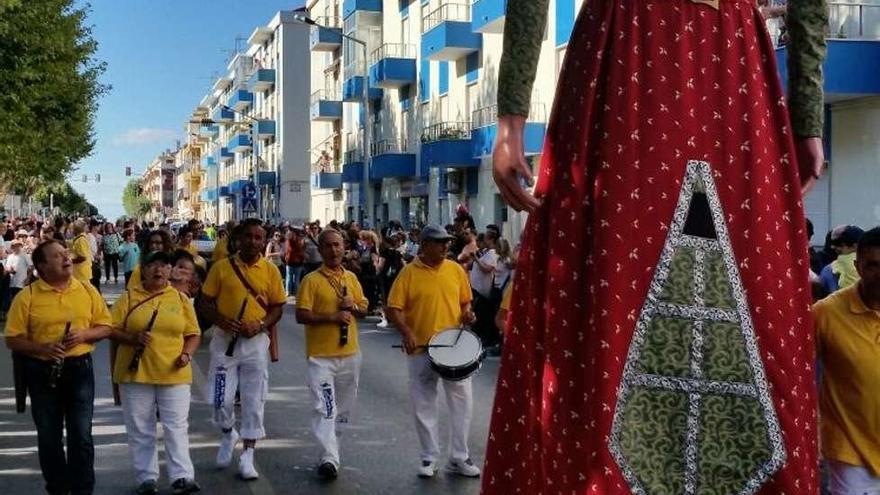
xmin=48 ymin=322 xmax=72 ymax=389
xmin=225 ymin=299 xmax=249 ymax=357
xmin=128 ymin=307 xmax=160 ymax=372
xmin=339 ymin=286 xmax=349 ymax=347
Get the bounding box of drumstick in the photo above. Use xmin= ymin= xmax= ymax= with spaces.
xmin=452 ymin=326 xmax=465 ymax=346
xmin=225 ymin=298 xmax=249 ymax=357
xmin=391 ymin=344 xmax=454 ymax=349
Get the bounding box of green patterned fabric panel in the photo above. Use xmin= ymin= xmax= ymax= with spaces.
xmin=660 ymin=248 xmax=695 ymax=305
xmin=702 ymin=322 xmax=753 ymax=382
xmin=698 ymin=395 xmax=772 ymax=494
xmin=703 ymin=251 xmax=735 ymax=309
xmin=619 ymin=388 xmax=688 ymax=494
xmin=638 ymin=317 xmax=693 ymax=377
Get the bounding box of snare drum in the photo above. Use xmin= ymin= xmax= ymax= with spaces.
xmin=427 ymin=328 xmax=484 ymax=381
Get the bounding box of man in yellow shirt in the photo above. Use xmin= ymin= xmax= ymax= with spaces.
xmin=199 ymin=218 xmax=285 ymax=481
xmin=814 ymin=227 xmax=880 ymax=493
xmin=4 ymin=239 xmax=112 ymax=495
xmin=386 ymin=225 xmax=479 ymax=479
xmin=70 ymin=220 xmax=92 ymax=283
xmin=295 ymin=229 xmax=368 ymax=480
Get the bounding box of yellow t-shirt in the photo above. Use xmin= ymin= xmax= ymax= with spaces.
xmin=126 ymin=264 xmax=142 ymax=289
xmin=212 ymin=237 xmax=229 ymax=263
xmin=70 ymin=234 xmax=92 ymax=282
xmin=500 ymin=283 xmax=513 ymax=312
xmin=202 ymin=255 xmax=286 ymax=323
xmin=814 ymin=284 xmax=880 ymax=475
xmin=386 ymin=258 xmax=472 ymax=348
xmin=111 ymin=285 xmax=199 ymax=385
xmin=296 ymin=266 xmax=368 ymax=358
xmin=180 ymin=243 xmax=199 ymax=257
xmin=5 ymin=278 xmax=112 ymax=358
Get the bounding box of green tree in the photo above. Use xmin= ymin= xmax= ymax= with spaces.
xmin=33 ymin=181 xmax=98 ymax=216
xmin=122 ymin=179 xmax=151 ymax=219
xmin=0 ymin=0 xmax=108 ymax=195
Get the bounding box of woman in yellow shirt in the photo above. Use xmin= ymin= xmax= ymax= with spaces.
xmin=110 ymin=251 xmax=201 ymax=495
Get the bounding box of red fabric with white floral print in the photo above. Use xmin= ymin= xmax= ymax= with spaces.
xmin=482 ymin=1 xmax=818 ymax=493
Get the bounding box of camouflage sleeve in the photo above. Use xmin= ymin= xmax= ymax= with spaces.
xmin=497 ymin=0 xmax=550 ymax=117
xmin=787 ymin=0 xmax=828 ymax=138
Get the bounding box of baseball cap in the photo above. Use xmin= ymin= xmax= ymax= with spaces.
xmin=420 ymin=224 xmax=454 ymax=242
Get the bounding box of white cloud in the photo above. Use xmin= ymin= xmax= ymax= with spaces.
xmin=112 ymin=128 xmax=177 ymax=146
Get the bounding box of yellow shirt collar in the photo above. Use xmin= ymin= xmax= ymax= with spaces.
xmin=846 ymin=285 xmax=880 ymax=316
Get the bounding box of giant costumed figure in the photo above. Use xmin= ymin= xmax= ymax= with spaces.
xmin=485 ymin=0 xmax=828 ymax=493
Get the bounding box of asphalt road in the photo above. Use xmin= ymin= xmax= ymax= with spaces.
xmin=0 ymin=281 xmax=500 ymax=494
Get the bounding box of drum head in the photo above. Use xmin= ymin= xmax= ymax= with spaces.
xmin=428 ymin=328 xmax=482 ymax=368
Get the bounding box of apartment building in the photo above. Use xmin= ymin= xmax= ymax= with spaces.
xmin=303 ymin=0 xmax=585 ymax=240
xmin=189 ymin=10 xmax=312 ymax=225
xmin=142 ymin=150 xmax=177 ymax=223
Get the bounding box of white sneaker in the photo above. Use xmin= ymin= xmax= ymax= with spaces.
xmin=215 ymin=429 xmax=239 ymax=468
xmin=417 ymin=460 xmax=438 ymax=478
xmin=377 ymin=318 xmax=389 ymax=328
xmin=239 ymin=448 xmax=259 ymax=480
xmin=447 ymin=458 xmax=481 ymax=478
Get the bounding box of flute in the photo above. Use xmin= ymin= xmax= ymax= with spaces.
xmin=225 ymin=298 xmax=249 ymax=357
xmin=128 ymin=306 xmax=160 ymax=372
xmin=48 ymin=322 xmax=72 ymax=389
xmin=339 ymin=286 xmax=349 ymax=347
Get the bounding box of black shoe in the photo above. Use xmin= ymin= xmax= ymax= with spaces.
xmin=135 ymin=479 xmax=159 ymax=495
xmin=317 ymin=461 xmax=338 ymax=480
xmin=171 ymin=478 xmax=201 ymax=494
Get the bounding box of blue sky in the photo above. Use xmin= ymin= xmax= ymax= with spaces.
xmin=72 ymin=0 xmax=305 ymax=219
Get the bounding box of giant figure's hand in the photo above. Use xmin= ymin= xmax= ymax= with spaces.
xmin=493 ymin=116 xmax=540 ymax=213
xmin=797 ymin=137 xmax=824 ymax=196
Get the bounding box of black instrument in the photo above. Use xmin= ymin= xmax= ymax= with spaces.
xmin=48 ymin=322 xmax=71 ymax=389
xmin=339 ymin=287 xmax=349 ymax=347
xmin=128 ymin=306 xmax=160 ymax=372
xmin=225 ymin=299 xmax=249 ymax=357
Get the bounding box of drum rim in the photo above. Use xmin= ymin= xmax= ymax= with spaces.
xmin=427 ymin=328 xmax=483 ymax=369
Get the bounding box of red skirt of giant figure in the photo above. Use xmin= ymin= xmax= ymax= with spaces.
xmin=482 ymin=1 xmax=817 ymax=494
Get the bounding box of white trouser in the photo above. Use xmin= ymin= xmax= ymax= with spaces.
xmin=308 ymin=354 xmax=362 ymax=466
xmin=206 ymin=328 xmax=270 ymax=439
xmin=407 ymin=353 xmax=473 ymax=463
xmin=120 ymin=383 xmax=194 ymax=484
xmin=828 ymin=460 xmax=880 ymax=495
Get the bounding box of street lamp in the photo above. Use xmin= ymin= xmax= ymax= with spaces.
xmin=294 ymin=13 xmax=372 ymax=225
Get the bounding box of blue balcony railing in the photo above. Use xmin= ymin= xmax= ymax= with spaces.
xmin=255 ymin=120 xmax=276 ymax=139
xmin=201 ymin=188 xmax=219 ymax=202
xmin=313 ymin=161 xmax=343 ymax=190
xmin=228 ymin=133 xmax=252 ymax=153
xmin=471 ymin=0 xmax=506 ymax=34
xmin=212 ymin=106 xmax=234 ymax=123
xmin=248 ymin=69 xmax=275 ymax=92
xmin=200 ymin=124 xmax=219 ymax=139
xmin=471 ymin=103 xmax=547 ymax=157
xmin=310 ymin=17 xmax=343 ymax=51
xmin=227 ymin=89 xmax=254 ymax=112
xmin=370 ymin=139 xmax=416 ymax=181
xmin=342 ymin=0 xmax=382 ymax=19
xmin=310 ymin=90 xmax=343 ymax=121
xmin=229 ymin=179 xmax=250 ymax=194
xmin=218 ymin=147 xmax=234 ymax=163
xmin=422 ymin=2 xmax=482 ymax=60
xmin=369 ymin=43 xmax=417 ymax=89
xmin=342 ymin=75 xmax=384 ymax=102
xmin=218 ymin=186 xmax=232 ymax=197
xmin=202 ymin=156 xmax=217 ymax=169
xmin=420 ymin=121 xmax=480 ymax=168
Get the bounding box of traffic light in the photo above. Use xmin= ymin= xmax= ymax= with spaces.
xmin=82 ymin=175 xmax=88 ymax=183
xmin=95 ymin=174 xmax=101 ymax=183
xmin=125 ymin=166 xmax=132 ymax=177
